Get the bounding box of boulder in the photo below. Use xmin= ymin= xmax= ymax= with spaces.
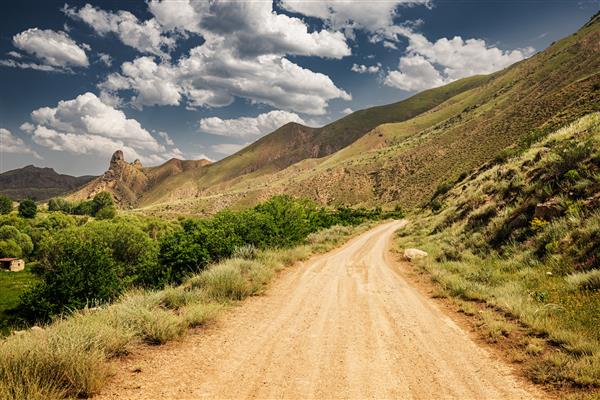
xmin=534 ymin=199 xmax=562 ymax=221
xmin=404 ymin=248 xmax=428 ymax=261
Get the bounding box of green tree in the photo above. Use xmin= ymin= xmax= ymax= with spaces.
xmin=19 ymin=220 xmax=161 ymax=320
xmin=47 ymin=197 xmax=72 ymax=213
xmin=95 ymin=206 xmax=116 ymax=220
xmin=0 ymin=195 xmax=12 ymax=215
xmin=18 ymin=199 xmax=37 ymax=219
xmin=0 ymin=225 xmax=33 ymax=257
xmin=73 ymin=200 xmax=94 ymax=216
xmin=92 ymin=192 xmax=114 ymax=215
xmin=0 ymin=239 xmax=21 ymax=258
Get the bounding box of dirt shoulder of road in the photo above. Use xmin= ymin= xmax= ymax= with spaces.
xmin=386 ymin=242 xmax=561 ymax=399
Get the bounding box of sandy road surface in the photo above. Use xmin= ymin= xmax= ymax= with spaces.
xmin=96 ymin=221 xmax=539 ymax=399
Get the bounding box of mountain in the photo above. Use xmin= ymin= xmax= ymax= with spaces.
xmin=73 ymin=13 xmax=599 ymax=215
xmin=134 ymin=12 xmax=599 ymax=215
xmin=69 ymin=150 xmax=211 ymax=207
xmin=0 ymin=165 xmax=95 ymax=201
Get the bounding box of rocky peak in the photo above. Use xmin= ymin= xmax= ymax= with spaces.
xmin=110 ymin=150 xmax=125 ymax=169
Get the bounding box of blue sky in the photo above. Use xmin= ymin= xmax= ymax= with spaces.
xmin=0 ymin=0 xmax=598 ymax=176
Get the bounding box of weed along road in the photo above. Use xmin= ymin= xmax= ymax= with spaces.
xmin=97 ymin=221 xmax=539 ymax=400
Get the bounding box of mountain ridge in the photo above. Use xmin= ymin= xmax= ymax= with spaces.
xmin=0 ymin=165 xmax=95 ymax=201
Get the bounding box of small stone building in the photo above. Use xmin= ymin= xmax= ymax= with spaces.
xmin=0 ymin=258 xmax=25 ymax=272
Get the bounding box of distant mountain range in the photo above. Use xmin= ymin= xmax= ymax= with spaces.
xmin=5 ymin=13 xmax=599 ymax=213
xmin=0 ymin=165 xmax=95 ymax=201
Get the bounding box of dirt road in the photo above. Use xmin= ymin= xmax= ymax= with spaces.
xmin=97 ymin=221 xmax=539 ymax=399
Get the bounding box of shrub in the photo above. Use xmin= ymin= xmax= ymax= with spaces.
xmin=0 ymin=195 xmax=12 ymax=215
xmin=232 ymin=244 xmax=258 ymax=260
xmin=430 ymin=199 xmax=442 ymax=212
xmin=73 ymin=201 xmax=94 ymax=216
xmin=567 ymin=269 xmax=600 ymax=291
xmin=191 ymin=263 xmax=249 ymax=301
xmin=181 ymin=303 xmax=221 ymax=328
xmin=18 ymin=200 xmax=37 ymax=219
xmin=432 ymin=182 xmax=453 ymax=198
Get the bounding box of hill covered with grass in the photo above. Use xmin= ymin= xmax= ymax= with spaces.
xmin=397 ymin=113 xmax=600 ymax=391
xmin=137 ymin=12 xmax=600 ymax=216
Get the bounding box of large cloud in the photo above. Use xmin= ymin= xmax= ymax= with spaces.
xmin=93 ymin=0 xmax=351 ymax=114
xmin=0 ymin=128 xmax=40 ymax=158
xmin=280 ymin=0 xmax=429 ymax=40
xmin=199 ymin=110 xmax=305 ymax=138
xmin=148 ymin=0 xmax=350 ymax=59
xmin=9 ymin=28 xmax=89 ymax=70
xmin=100 ymin=45 xmax=351 ymax=114
xmin=385 ymin=29 xmax=534 ymax=92
xmin=21 ymin=92 xmax=181 ymax=164
xmin=64 ymin=4 xmax=175 ymax=58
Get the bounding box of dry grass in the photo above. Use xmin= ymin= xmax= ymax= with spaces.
xmin=397 ymin=114 xmax=600 ymax=393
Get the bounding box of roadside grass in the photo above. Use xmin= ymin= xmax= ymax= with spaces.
xmin=0 ymin=222 xmax=375 ymax=400
xmin=397 ymin=114 xmax=600 ymax=394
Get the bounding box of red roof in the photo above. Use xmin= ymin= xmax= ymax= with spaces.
xmin=0 ymin=258 xmax=18 ymax=261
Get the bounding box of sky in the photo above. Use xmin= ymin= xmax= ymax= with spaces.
xmin=0 ymin=0 xmax=598 ymax=176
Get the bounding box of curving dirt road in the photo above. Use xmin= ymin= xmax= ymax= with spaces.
xmin=97 ymin=220 xmax=540 ymax=399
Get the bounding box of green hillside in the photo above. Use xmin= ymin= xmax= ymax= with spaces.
xmin=397 ymin=113 xmax=600 ymax=390
xmin=138 ymin=75 xmax=488 ymax=207
xmin=137 ymin=12 xmax=600 ymax=217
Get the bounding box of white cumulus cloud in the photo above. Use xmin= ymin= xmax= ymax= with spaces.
xmin=100 ymin=46 xmax=351 ymax=114
xmin=0 ymin=128 xmax=40 ymax=158
xmin=199 ymin=110 xmax=305 ymax=138
xmin=385 ymin=29 xmax=534 ymax=92
xmin=9 ymin=28 xmax=89 ymax=70
xmin=280 ymin=0 xmax=429 ymax=41
xmin=64 ymin=3 xmax=175 ymax=59
xmin=148 ymin=0 xmax=350 ymax=59
xmin=22 ymin=92 xmax=181 ymax=164
xmin=98 ymin=52 xmax=112 ymax=66
xmin=94 ymin=0 xmax=351 ymax=114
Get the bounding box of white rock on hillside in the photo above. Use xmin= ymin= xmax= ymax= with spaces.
xmin=404 ymin=248 xmax=428 ymax=260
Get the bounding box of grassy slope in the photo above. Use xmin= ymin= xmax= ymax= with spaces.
xmin=139 ymin=13 xmax=600 ymax=216
xmin=138 ymin=75 xmax=488 ymax=208
xmin=397 ymin=114 xmax=600 ymax=393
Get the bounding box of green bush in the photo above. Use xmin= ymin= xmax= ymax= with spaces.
xmin=0 ymin=225 xmax=33 ymax=258
xmin=18 ymin=221 xmax=161 ymax=321
xmin=0 ymin=195 xmax=12 ymax=215
xmin=18 ymin=200 xmax=37 ymax=219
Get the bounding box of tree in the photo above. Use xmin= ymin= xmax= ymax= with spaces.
xmin=0 ymin=195 xmax=12 ymax=215
xmin=0 ymin=225 xmax=33 ymax=257
xmin=95 ymin=206 xmax=116 ymax=220
xmin=92 ymin=192 xmax=114 ymax=215
xmin=18 ymin=199 xmax=37 ymax=219
xmin=47 ymin=197 xmax=72 ymax=213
